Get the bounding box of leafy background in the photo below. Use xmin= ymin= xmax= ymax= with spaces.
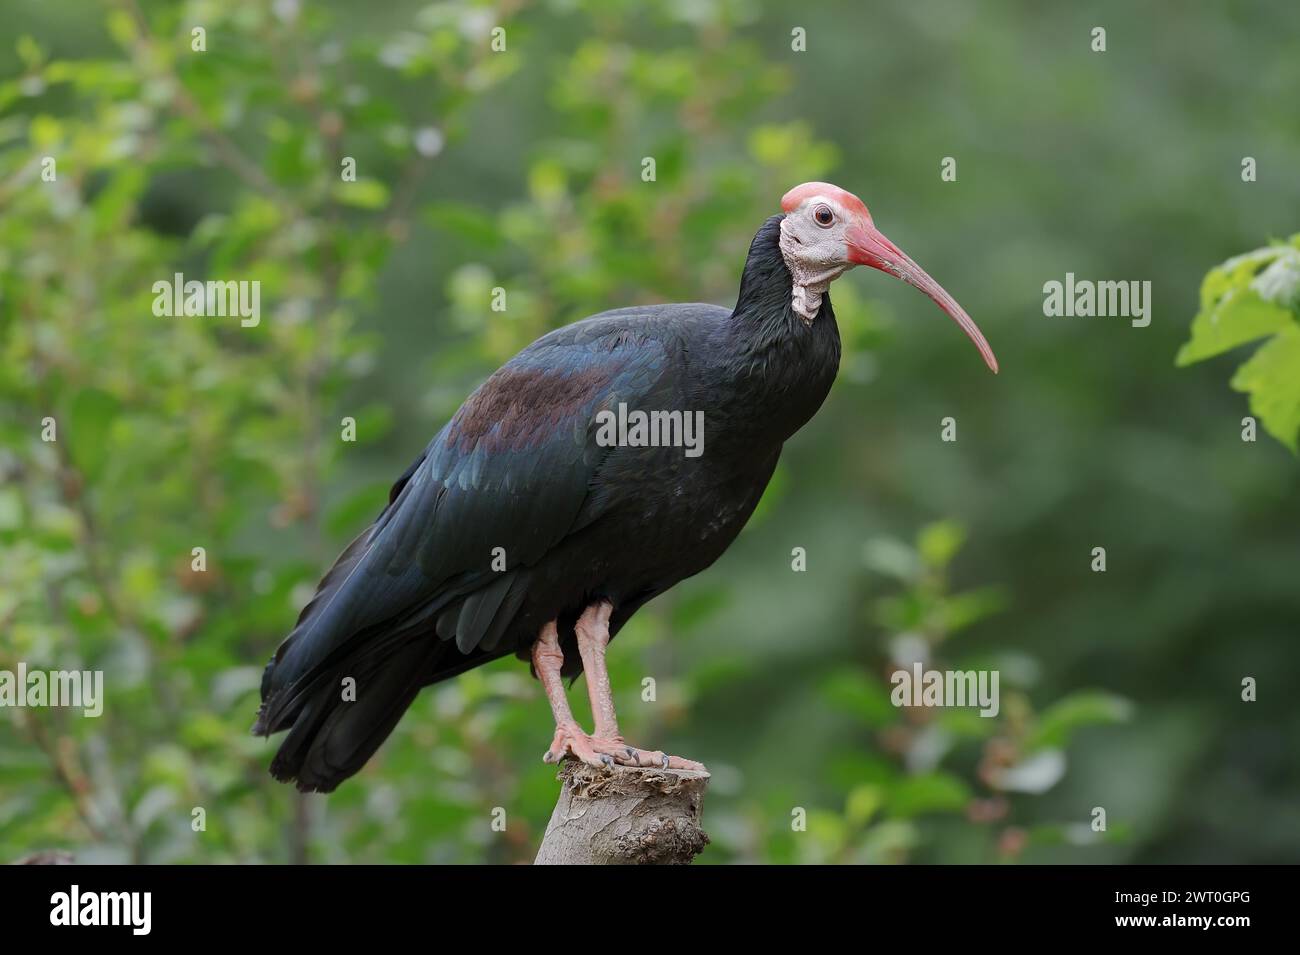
xmin=1 ymin=0 xmax=1298 ymax=864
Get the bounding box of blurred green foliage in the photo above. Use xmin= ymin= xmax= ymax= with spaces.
xmin=771 ymin=521 xmax=1131 ymax=864
xmin=2 ymin=0 xmax=1298 ymax=864
xmin=1177 ymin=235 xmax=1300 ymax=451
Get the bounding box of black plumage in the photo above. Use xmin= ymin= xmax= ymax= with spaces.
xmin=256 ymin=213 xmax=842 ymax=791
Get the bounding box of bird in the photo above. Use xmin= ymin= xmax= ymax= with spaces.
xmin=253 ymin=181 xmax=998 ymax=792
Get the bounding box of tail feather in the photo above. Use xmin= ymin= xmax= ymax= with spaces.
xmin=253 ymin=448 xmax=535 ymax=793
xmin=256 ymin=452 xmax=431 ymax=735
xmin=270 ymin=639 xmax=443 ymax=793
xmin=254 ymin=525 xmax=376 ymax=735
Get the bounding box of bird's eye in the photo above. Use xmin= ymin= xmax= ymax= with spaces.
xmin=813 ymin=204 xmax=834 ymax=227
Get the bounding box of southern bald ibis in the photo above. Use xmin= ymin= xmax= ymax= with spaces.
xmin=254 ymin=181 xmax=998 ymax=791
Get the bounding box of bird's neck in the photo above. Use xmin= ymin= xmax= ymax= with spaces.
xmin=724 ymin=215 xmax=842 ymax=445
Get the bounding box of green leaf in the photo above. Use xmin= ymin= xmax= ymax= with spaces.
xmin=91 ymin=165 xmax=147 ymax=230
xmin=821 ymin=670 xmax=898 ymax=727
xmin=333 ymin=178 xmax=390 ymax=209
xmin=940 ymin=586 xmax=1007 ymax=634
xmin=1252 ymin=247 xmax=1300 ymax=309
xmin=424 ymin=201 xmax=505 ymax=251
xmin=1230 ymin=324 xmax=1300 ymax=452
xmin=1177 ymin=243 xmax=1298 ymax=366
xmin=28 ymin=115 xmax=63 ymax=149
xmin=936 ymin=707 xmax=1000 ymax=739
xmin=66 ymin=388 xmax=122 ymax=479
xmin=845 ymin=784 xmax=884 ymax=826
xmin=851 ymin=819 xmax=919 ymax=863
xmin=804 ymin=809 xmax=849 ymax=853
xmin=1027 ymin=691 xmax=1133 ymax=751
xmin=16 ymin=35 xmax=45 ymax=69
xmin=885 ymin=772 xmax=971 ymax=817
xmin=1177 ymin=238 xmax=1300 ymax=452
xmin=1176 ymin=287 xmax=1293 ymax=366
xmin=917 ymin=520 xmax=965 ymax=569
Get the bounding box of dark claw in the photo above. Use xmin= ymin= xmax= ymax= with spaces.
xmin=626 ymin=748 xmax=637 ymax=759
xmin=543 ymin=750 xmax=557 ymax=764
xmin=660 ymin=754 xmax=670 ymax=769
xmin=599 ymin=754 xmax=615 ymax=769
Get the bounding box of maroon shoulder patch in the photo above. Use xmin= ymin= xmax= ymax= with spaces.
xmin=446 ymin=363 xmax=622 ymax=453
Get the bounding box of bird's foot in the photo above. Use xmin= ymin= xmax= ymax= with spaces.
xmin=542 ymin=724 xmax=706 ymax=772
xmin=617 ymin=742 xmax=708 ymax=772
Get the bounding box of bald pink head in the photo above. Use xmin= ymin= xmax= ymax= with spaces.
xmin=782 ymin=181 xmax=871 ymax=221
xmin=779 ymin=181 xmax=998 ymax=374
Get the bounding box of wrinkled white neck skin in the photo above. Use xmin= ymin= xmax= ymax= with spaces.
xmin=779 ymin=217 xmax=851 ymax=325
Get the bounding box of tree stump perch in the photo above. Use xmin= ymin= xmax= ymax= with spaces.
xmin=534 ymin=761 xmax=711 ymax=865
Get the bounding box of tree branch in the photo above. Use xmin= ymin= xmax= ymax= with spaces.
xmin=535 ymin=762 xmax=710 ymax=865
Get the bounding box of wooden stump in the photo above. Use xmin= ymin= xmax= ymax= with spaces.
xmin=12 ymin=850 xmax=74 ymax=864
xmin=534 ymin=760 xmax=711 ymax=865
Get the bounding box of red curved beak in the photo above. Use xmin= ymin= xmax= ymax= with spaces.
xmin=846 ymin=220 xmax=999 ymax=374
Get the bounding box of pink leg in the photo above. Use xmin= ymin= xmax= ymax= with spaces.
xmin=532 ymin=613 xmax=706 ymax=772
xmin=534 ymin=620 xmax=620 ymax=768
xmin=573 ymin=602 xmax=706 ymax=772
xmin=532 ymin=621 xmax=581 ymax=750
xmin=574 ymin=602 xmax=620 ymax=741
xmin=533 ymin=624 xmax=604 ymax=767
